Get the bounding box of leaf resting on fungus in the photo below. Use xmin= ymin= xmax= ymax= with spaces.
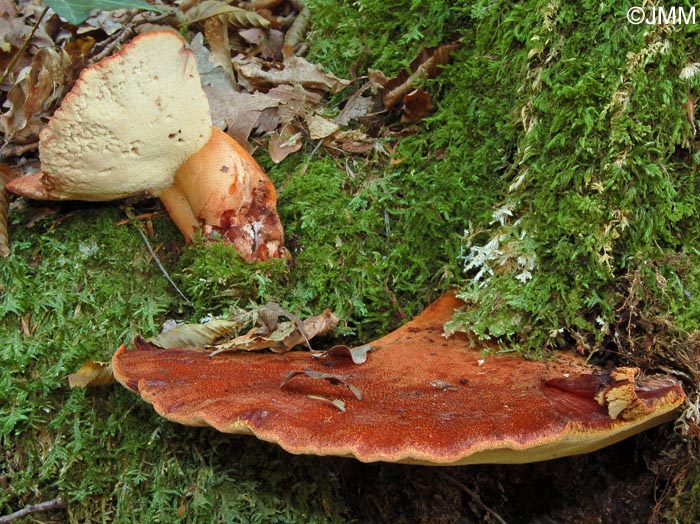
xmin=313 ymin=344 xmax=373 ymax=364
xmin=68 ymin=360 xmax=115 ymax=388
xmin=209 ymin=308 xmax=339 ymax=355
xmin=280 ymin=368 xmax=363 ymax=400
xmin=148 ymin=319 xmax=244 ymax=349
xmin=307 ymin=395 xmax=346 ymax=413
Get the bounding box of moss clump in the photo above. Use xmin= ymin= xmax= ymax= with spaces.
xmin=175 ymin=238 xmax=290 ymax=316
xmin=431 ymin=2 xmax=700 ymax=358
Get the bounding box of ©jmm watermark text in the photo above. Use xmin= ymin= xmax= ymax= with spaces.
xmin=627 ymin=6 xmax=696 ymax=24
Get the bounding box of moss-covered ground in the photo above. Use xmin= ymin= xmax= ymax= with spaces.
xmin=2 ymin=0 xmax=700 ymax=522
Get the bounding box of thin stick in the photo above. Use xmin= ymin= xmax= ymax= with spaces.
xmin=0 ymin=496 xmax=66 ymax=523
xmin=135 ymin=223 xmax=192 ymax=305
xmin=442 ymin=474 xmax=509 ymax=524
xmin=0 ymin=6 xmax=49 ymax=87
xmin=126 ymin=209 xmax=192 ymax=305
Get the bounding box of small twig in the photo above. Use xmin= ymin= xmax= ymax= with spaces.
xmin=307 ymin=139 xmax=324 ymax=162
xmin=0 ymin=141 xmax=39 ymax=158
xmin=115 ymin=211 xmax=165 ymax=226
xmin=90 ymin=26 xmax=136 ymax=64
xmin=442 ymin=474 xmax=509 ymax=524
xmin=0 ymin=496 xmax=66 ymax=523
xmin=0 ymin=6 xmax=49 ymax=87
xmin=127 ymin=210 xmax=192 ymax=305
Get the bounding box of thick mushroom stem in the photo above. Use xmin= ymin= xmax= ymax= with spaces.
xmin=159 ymin=127 xmax=286 ymax=263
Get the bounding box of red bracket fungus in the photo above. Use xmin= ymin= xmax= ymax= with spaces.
xmin=112 ymin=293 xmax=686 ymax=465
xmin=6 ymin=30 xmax=285 ymax=262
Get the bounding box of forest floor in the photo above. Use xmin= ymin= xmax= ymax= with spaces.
xmin=1 ymin=1 xmax=697 ymax=522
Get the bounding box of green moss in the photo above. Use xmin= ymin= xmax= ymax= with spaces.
xmin=0 ymin=205 xmax=345 ymax=522
xmin=175 ymin=239 xmax=289 ymax=316
xmin=666 ymin=461 xmax=700 ymax=524
xmin=4 ymin=0 xmax=700 ymax=521
xmin=425 ymin=1 xmax=700 ymax=358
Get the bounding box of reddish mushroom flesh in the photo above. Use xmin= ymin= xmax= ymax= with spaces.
xmin=159 ymin=127 xmax=286 ymax=262
xmin=112 ymin=294 xmax=685 ymax=465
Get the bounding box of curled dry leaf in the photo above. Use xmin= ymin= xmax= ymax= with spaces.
xmin=401 ymin=88 xmax=432 ymax=123
xmin=0 ymin=2 xmax=31 ymax=52
xmin=190 ymin=32 xmax=232 ymax=90
xmin=323 ymin=129 xmax=375 ymax=155
xmin=204 ymin=16 xmax=234 ymax=84
xmin=0 ymin=47 xmax=71 ymax=142
xmin=334 ymin=85 xmax=375 ymax=126
xmin=148 ymin=318 xmax=244 ymax=349
xmin=209 ymin=307 xmax=339 ymax=355
xmin=68 ymin=360 xmax=116 ymax=388
xmin=313 ymin=344 xmax=373 ymax=364
xmin=204 ymin=86 xmax=280 ymax=150
xmin=182 ymin=0 xmax=270 ymax=29
xmin=268 ymin=124 xmax=303 ymax=163
xmin=276 ymin=309 xmax=340 ymax=350
xmin=686 ymin=93 xmax=696 ymax=135
xmin=382 ymin=40 xmax=462 ymax=109
xmin=284 ymin=4 xmax=310 ymax=51
xmin=233 ymin=53 xmax=350 ymax=93
xmin=306 ymin=113 xmax=339 ymax=140
xmin=307 ymin=394 xmax=346 ymax=413
xmin=280 ymin=368 xmax=363 ymax=400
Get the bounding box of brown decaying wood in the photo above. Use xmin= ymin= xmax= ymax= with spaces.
xmin=112 ymin=293 xmax=686 ymax=465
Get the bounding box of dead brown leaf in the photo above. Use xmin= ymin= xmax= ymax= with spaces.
xmin=334 ymin=84 xmax=376 ymax=126
xmin=686 ymin=93 xmax=696 ymax=135
xmin=401 ymin=88 xmax=432 ymax=122
xmin=268 ymin=83 xmax=322 ymax=121
xmin=1 ymin=47 xmax=71 ymax=141
xmin=382 ymin=40 xmax=462 ymax=109
xmin=233 ymin=53 xmax=349 ymax=93
xmin=275 ymin=309 xmax=340 ymax=350
xmin=190 ymin=32 xmax=234 ymax=90
xmin=284 ymin=4 xmax=310 ymax=51
xmin=204 ymin=16 xmax=235 ymax=84
xmin=322 ymin=129 xmax=375 ymax=154
xmin=204 ymin=85 xmax=280 ymax=149
xmin=209 ymin=307 xmax=339 ymax=355
xmin=183 ymin=0 xmax=271 ymax=29
xmin=0 ymin=3 xmax=30 ymax=53
xmin=306 ymin=113 xmax=339 ymax=140
xmin=280 ymin=368 xmax=362 ymax=400
xmin=240 ymin=27 xmax=285 ymax=60
xmin=148 ymin=318 xmax=246 ymax=349
xmin=268 ymin=124 xmax=302 ymax=163
xmin=314 ymin=344 xmax=373 ymax=364
xmin=68 ymin=360 xmax=116 ymax=388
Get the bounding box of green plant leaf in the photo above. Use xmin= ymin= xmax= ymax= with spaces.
xmin=44 ymin=0 xmax=162 ymax=25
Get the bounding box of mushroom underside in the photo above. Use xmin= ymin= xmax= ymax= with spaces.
xmin=112 ymin=294 xmax=686 ymax=465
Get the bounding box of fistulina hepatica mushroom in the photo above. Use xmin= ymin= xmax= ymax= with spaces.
xmin=112 ymin=293 xmax=686 ymax=465
xmin=6 ymin=30 xmax=285 ymax=262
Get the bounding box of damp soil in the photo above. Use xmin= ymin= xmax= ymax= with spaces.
xmin=338 ymin=427 xmax=672 ymax=524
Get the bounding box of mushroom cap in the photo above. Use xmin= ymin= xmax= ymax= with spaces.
xmin=112 ymin=293 xmax=686 ymax=465
xmin=6 ymin=30 xmax=211 ymax=201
